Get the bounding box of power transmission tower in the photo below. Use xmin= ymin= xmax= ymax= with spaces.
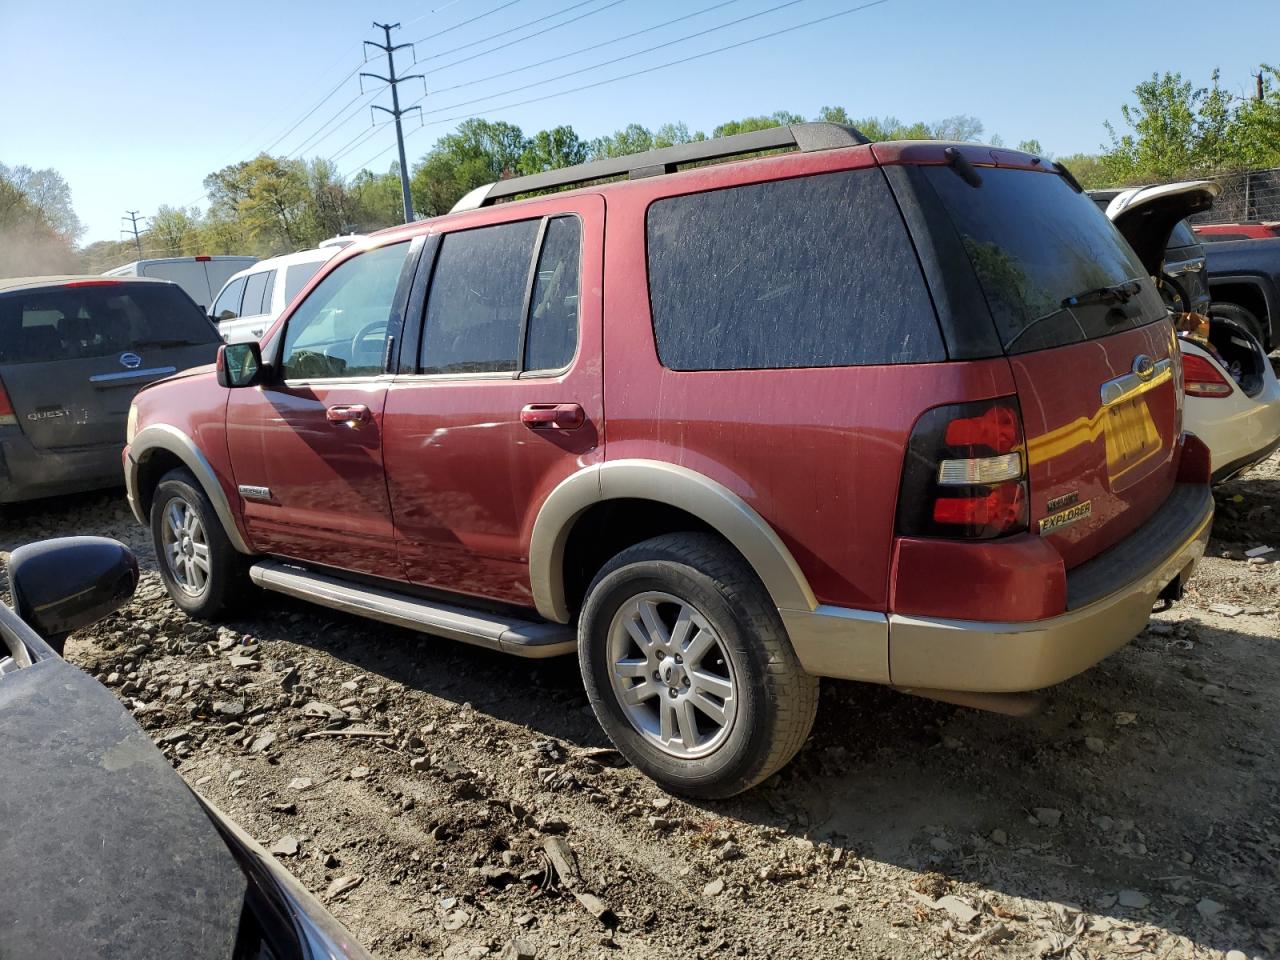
xmin=362 ymin=22 xmax=425 ymax=223
xmin=122 ymin=210 xmax=146 ymax=257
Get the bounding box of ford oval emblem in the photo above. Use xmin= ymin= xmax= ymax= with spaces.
xmin=119 ymin=352 xmax=142 ymax=370
xmin=1132 ymin=354 xmax=1156 ymax=382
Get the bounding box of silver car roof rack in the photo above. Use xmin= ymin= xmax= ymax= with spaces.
xmin=449 ymin=122 xmax=871 ymax=213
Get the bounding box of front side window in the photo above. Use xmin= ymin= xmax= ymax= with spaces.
xmin=646 ymin=170 xmax=944 ymax=371
xmin=280 ymin=242 xmax=409 ymax=380
xmin=212 ymin=277 xmax=245 ymax=322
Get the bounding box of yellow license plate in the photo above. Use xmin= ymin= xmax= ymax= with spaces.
xmin=1105 ymin=397 xmax=1160 ymax=480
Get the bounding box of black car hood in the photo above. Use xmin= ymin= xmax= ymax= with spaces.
xmin=1099 ymin=180 xmax=1220 ymax=278
xmin=0 ymin=656 xmax=246 ymax=959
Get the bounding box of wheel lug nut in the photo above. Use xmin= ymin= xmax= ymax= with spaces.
xmin=668 ymin=688 xmax=678 ymax=698
xmin=656 ymin=650 xmax=665 ymax=660
xmin=653 ymin=671 xmax=661 ymax=682
xmin=683 ymin=677 xmax=690 ymax=687
xmin=674 ymin=655 xmax=683 ymax=664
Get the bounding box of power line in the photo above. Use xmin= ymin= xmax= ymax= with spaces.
xmin=407 ymin=0 xmax=525 ymax=45
xmin=414 ymin=0 xmax=609 ymax=64
xmin=428 ymin=0 xmax=742 ymax=94
xmin=414 ymin=0 xmax=814 ymax=118
xmin=262 ymin=63 xmax=364 ymax=155
xmin=286 ymin=89 xmax=375 ymax=159
xmin=345 ymin=0 xmax=892 ymax=174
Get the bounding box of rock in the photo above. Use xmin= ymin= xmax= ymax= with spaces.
xmin=703 ymin=878 xmax=725 ymax=897
xmin=326 ymin=875 xmax=363 ymax=900
xmin=1196 ymin=898 xmax=1225 ymax=919
xmin=1085 ymin=737 xmax=1107 ymax=754
xmin=1114 ymin=712 xmax=1137 ymax=726
xmin=1209 ymin=603 xmax=1243 ymax=617
xmin=249 ymin=732 xmax=277 ymax=753
xmin=409 ymin=757 xmax=430 ymax=772
xmin=990 ymin=829 xmax=1008 ymax=846
xmin=572 ymin=890 xmax=614 ymax=925
xmin=157 ymin=728 xmax=190 ymax=745
xmin=270 ymin=835 xmax=299 ymax=856
xmin=1225 ymin=952 xmax=1247 ymax=960
xmin=272 ymin=802 xmax=297 ymax=814
xmin=652 ymin=797 xmax=672 ymax=811
xmin=647 ymin=816 xmax=673 ymax=831
xmin=542 ymin=837 xmax=581 ymax=887
xmin=536 ymin=816 xmax=569 ymax=835
xmin=350 ymin=765 xmax=370 ymax=779
xmin=340 ymin=680 xmax=359 ymax=692
xmin=279 ymin=665 xmax=299 ymax=691
xmin=1201 ymin=683 xmax=1226 ymax=698
xmin=1117 ymin=890 xmax=1149 ymax=909
xmin=228 ymin=655 xmax=258 ymax=669
xmin=501 ymin=938 xmax=537 ymax=960
xmin=213 ymin=699 xmax=246 ymax=718
xmin=1033 ymin=807 xmax=1063 ymax=827
xmin=442 ymin=910 xmax=471 ymax=931
xmin=302 ymin=701 xmax=345 ymax=721
xmin=287 ymin=777 xmax=314 ymax=791
xmin=715 ymin=840 xmax=741 ymax=861
xmin=934 ymin=895 xmax=979 ymax=924
xmin=1093 ymin=815 xmax=1115 ymax=832
xmin=929 ymin=837 xmax=954 ymax=852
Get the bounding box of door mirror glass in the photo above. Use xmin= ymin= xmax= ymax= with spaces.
xmin=218 ymin=342 xmax=262 ymax=388
xmin=7 ymin=537 xmax=138 ymax=655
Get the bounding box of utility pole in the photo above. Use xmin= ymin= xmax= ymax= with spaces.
xmin=1253 ymin=70 xmax=1265 ymax=102
xmin=362 ymin=22 xmax=424 ymax=224
xmin=121 ymin=210 xmax=145 ymax=257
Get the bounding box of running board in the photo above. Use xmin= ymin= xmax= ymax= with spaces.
xmin=248 ymin=560 xmax=576 ymax=659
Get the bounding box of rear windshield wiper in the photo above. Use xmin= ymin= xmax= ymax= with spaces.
xmin=1060 ymin=279 xmax=1142 ymax=309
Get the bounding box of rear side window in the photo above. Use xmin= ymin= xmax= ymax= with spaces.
xmin=922 ymin=166 xmax=1164 ymax=354
xmin=645 ymin=169 xmax=943 ymax=371
xmin=525 ymin=216 xmax=581 ymax=372
xmin=1167 ymin=220 xmax=1198 ymax=250
xmin=242 ymin=271 xmax=270 ymax=315
xmin=285 ymin=261 xmax=326 ymax=304
xmin=0 ymin=283 xmax=217 ymax=363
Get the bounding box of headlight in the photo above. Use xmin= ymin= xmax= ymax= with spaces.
xmin=125 ymin=404 xmax=139 ymax=444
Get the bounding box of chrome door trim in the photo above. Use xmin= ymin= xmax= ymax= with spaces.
xmin=89 ymin=366 xmax=177 ymax=384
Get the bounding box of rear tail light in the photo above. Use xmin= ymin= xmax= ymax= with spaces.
xmin=1181 ymin=354 xmax=1233 ymax=398
xmin=896 ymin=397 xmax=1029 ymax=540
xmin=0 ymin=377 xmax=15 ymax=426
xmin=195 ymin=255 xmax=211 ymax=262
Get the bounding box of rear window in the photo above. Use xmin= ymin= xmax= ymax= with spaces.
xmin=923 ymin=166 xmax=1164 ymax=354
xmin=285 ymin=261 xmax=326 ymax=304
xmin=0 ymin=282 xmax=218 ymax=364
xmin=645 ymin=169 xmax=944 ymax=371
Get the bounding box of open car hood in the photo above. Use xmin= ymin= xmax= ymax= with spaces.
xmin=1102 ymin=180 xmax=1219 ymax=277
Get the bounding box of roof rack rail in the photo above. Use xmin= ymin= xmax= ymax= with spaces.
xmin=450 ymin=122 xmax=870 ymax=213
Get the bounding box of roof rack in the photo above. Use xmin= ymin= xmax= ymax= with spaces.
xmin=450 ymin=122 xmax=870 ymax=213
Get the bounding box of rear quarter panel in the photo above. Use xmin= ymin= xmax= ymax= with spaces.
xmin=600 ymin=151 xmax=1017 ymax=610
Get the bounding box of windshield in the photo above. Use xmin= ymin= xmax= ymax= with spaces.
xmin=923 ymin=166 xmax=1165 ymax=354
xmin=0 ymin=282 xmax=219 ymax=363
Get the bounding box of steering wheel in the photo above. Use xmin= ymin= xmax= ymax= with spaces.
xmin=350 ymin=320 xmax=389 ymax=361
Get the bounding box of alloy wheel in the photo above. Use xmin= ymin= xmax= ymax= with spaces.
xmin=161 ymin=498 xmax=211 ymax=597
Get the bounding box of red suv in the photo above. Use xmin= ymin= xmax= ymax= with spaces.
xmin=124 ymin=124 xmax=1213 ymax=797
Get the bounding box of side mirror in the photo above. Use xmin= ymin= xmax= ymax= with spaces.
xmin=217 ymin=341 xmax=263 ymax=388
xmin=7 ymin=537 xmax=138 ymax=655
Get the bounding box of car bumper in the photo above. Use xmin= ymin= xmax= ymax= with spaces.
xmin=785 ymin=483 xmax=1213 ymax=694
xmin=0 ymin=431 xmax=123 ymax=504
xmin=1184 ymin=346 xmax=1280 ymax=482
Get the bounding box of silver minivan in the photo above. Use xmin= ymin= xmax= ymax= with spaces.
xmin=104 ymin=256 xmax=257 ymax=312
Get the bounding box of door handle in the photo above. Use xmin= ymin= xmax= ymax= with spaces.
xmin=520 ymin=403 xmax=585 ymax=430
xmin=326 ymin=404 xmax=370 ymax=425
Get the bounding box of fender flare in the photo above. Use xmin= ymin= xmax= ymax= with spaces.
xmin=126 ymin=424 xmax=252 ymax=554
xmin=528 ymin=459 xmax=818 ymax=624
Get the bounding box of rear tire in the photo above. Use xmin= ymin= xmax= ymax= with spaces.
xmin=1211 ymin=302 xmax=1268 ymax=351
xmin=578 ymin=533 xmax=818 ymax=798
xmin=150 ymin=468 xmax=246 ymax=619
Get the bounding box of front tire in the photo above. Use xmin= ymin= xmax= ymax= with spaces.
xmin=151 ymin=468 xmax=245 ymax=619
xmin=578 ymin=533 xmax=818 ymax=799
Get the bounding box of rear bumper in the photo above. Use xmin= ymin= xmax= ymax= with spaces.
xmin=888 ymin=483 xmax=1213 ymax=692
xmin=0 ymin=431 xmax=123 ymax=504
xmin=785 ymin=482 xmax=1213 ymax=693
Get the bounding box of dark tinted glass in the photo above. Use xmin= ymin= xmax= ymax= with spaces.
xmin=0 ymin=283 xmax=217 ymax=363
xmin=260 ymin=270 xmax=276 ymax=313
xmin=421 ymin=220 xmax=540 ymax=374
xmin=242 ymin=271 xmax=270 ymax=315
xmin=923 ymin=167 xmax=1164 ymax=354
xmin=285 ymin=261 xmax=325 ymax=304
xmin=281 ymin=241 xmax=408 ymax=380
xmin=525 ymin=216 xmax=581 ymax=372
xmin=1167 ymin=220 xmax=1198 ymax=250
xmin=212 ymin=277 xmax=245 ymax=321
xmin=646 ymin=170 xmax=943 ymax=370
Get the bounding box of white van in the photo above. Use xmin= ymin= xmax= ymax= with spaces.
xmin=104 ymin=256 xmax=257 ymax=312
xmin=210 ymin=247 xmax=339 ymax=344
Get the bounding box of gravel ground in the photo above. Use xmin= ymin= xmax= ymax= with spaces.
xmin=2 ymin=456 xmax=1278 ymax=960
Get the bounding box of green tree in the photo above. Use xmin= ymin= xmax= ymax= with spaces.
xmin=519 ymin=125 xmax=589 ymax=174
xmin=1055 ymin=153 xmax=1111 ymax=189
xmin=0 ymin=170 xmax=79 ymax=276
xmin=411 ymin=119 xmax=528 ymax=217
xmin=711 ymin=110 xmax=804 ymax=138
xmin=653 ymin=122 xmax=705 ymax=148
xmin=147 ymin=205 xmax=202 ymax=256
xmin=589 ymin=123 xmax=656 ymax=159
xmin=0 ymin=163 xmax=82 ymax=240
xmin=929 ymin=115 xmax=984 ymax=142
xmin=204 ymin=154 xmax=310 ymax=251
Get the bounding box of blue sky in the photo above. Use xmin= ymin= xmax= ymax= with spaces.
xmin=3 ymin=0 xmax=1278 ymax=244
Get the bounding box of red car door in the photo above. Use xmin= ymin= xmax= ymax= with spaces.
xmin=226 ymin=239 xmax=417 ymax=576
xmin=383 ymin=195 xmax=604 ymax=607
